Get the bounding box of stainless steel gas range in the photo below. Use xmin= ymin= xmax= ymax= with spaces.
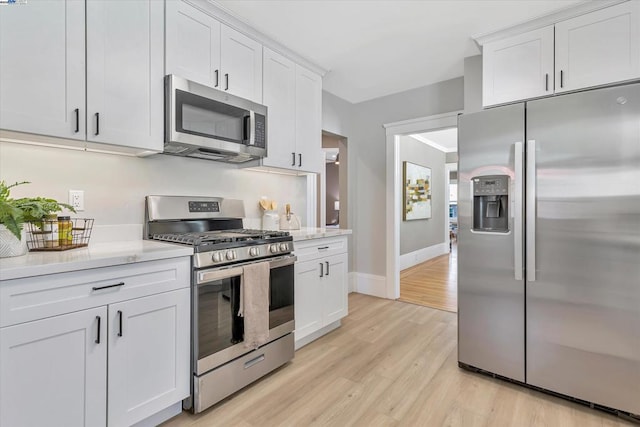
xmin=145 ymin=196 xmax=295 ymax=413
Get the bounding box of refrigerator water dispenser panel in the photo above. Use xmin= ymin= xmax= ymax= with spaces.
xmin=472 ymin=175 xmax=509 ymax=232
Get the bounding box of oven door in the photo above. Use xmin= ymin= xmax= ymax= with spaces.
xmin=193 ymin=255 xmax=295 ymax=376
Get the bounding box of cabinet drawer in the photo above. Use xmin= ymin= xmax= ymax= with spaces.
xmin=293 ymin=236 xmax=347 ymax=262
xmin=0 ymin=257 xmax=190 ymax=327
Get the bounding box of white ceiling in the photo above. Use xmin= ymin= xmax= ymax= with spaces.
xmin=216 ymin=0 xmax=585 ymax=103
xmin=411 ymin=128 xmax=458 ymax=153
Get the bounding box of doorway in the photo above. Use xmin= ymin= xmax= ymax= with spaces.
xmin=319 ymin=131 xmax=348 ymax=230
xmin=384 ymin=111 xmax=462 ymax=307
xmin=396 ymin=128 xmax=458 ymax=312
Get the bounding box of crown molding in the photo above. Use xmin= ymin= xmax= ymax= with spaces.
xmin=472 ymin=0 xmax=627 ymax=48
xmin=183 ymin=0 xmax=328 ymax=77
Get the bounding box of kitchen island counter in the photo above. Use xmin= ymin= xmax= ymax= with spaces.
xmin=0 ymin=240 xmax=193 ymax=281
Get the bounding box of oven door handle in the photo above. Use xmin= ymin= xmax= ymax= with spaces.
xmin=198 ymin=267 xmax=244 ymax=284
xmin=196 ymin=256 xmax=297 ymax=284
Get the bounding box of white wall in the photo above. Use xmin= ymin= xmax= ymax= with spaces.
xmin=323 ymin=77 xmax=464 ymax=278
xmin=399 ymin=135 xmax=446 ymax=255
xmin=0 ymin=141 xmax=307 ymax=238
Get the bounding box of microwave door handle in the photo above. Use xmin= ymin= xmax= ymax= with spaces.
xmin=247 ymin=111 xmax=256 ymax=146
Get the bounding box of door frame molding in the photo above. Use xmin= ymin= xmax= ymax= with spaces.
xmin=383 ymin=110 xmax=462 ymax=299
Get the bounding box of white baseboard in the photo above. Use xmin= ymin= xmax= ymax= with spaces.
xmin=348 ymin=272 xmax=356 ymax=293
xmin=399 ymin=242 xmax=449 ymax=271
xmin=354 ymin=272 xmax=388 ymax=299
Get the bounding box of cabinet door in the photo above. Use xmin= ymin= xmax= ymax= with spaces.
xmin=482 ymin=26 xmax=554 ymax=107
xmin=107 ymin=288 xmax=190 ymax=427
xmin=322 ymin=253 xmax=349 ymax=325
xmin=86 ymin=0 xmax=164 ymax=152
xmin=166 ymin=0 xmax=221 ymax=88
xmin=0 ymin=0 xmax=85 ymax=140
xmin=0 ymin=307 xmax=107 ymax=427
xmin=262 ymin=48 xmax=297 ymax=170
xmin=294 ymin=259 xmax=323 ymax=341
xmin=555 ymin=1 xmax=640 ymax=93
xmin=221 ymin=24 xmax=263 ymax=103
xmin=295 ymin=65 xmax=323 ymax=173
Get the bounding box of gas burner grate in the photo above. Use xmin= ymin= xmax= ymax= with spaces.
xmin=151 ymin=229 xmax=290 ymax=246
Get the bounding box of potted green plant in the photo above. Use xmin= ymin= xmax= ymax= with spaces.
xmin=0 ymin=181 xmax=75 ymax=258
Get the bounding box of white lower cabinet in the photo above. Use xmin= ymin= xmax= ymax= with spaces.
xmin=0 ymin=257 xmax=191 ymax=427
xmin=0 ymin=307 xmax=108 ymax=427
xmin=108 ymin=289 xmax=190 ymax=427
xmin=294 ymin=236 xmax=348 ymax=346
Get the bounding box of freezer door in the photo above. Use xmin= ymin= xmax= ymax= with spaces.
xmin=458 ymin=103 xmax=525 ymax=381
xmin=526 ymin=83 xmax=640 ymax=415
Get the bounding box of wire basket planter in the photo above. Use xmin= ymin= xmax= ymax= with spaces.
xmin=26 ymin=218 xmax=94 ymax=251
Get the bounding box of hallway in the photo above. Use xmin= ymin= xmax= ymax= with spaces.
xmin=398 ymin=245 xmax=457 ymax=312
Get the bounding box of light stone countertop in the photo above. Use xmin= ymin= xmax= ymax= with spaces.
xmin=287 ymin=227 xmax=352 ymax=242
xmin=0 ymin=240 xmax=193 ymax=281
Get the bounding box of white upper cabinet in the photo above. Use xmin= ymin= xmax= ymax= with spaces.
xmin=295 ymin=64 xmax=323 ymax=174
xmin=0 ymin=0 xmax=85 ymax=140
xmin=258 ymin=50 xmax=323 ymax=174
xmin=220 ymin=25 xmax=263 ymax=103
xmin=86 ymin=0 xmax=164 ymax=152
xmin=166 ymin=0 xmax=263 ymax=103
xmin=262 ymin=47 xmax=297 ymax=170
xmin=482 ymin=1 xmax=640 ymax=107
xmin=555 ymin=1 xmax=640 ymax=93
xmin=166 ymin=0 xmax=221 ymax=89
xmin=483 ymin=26 xmax=554 ymax=107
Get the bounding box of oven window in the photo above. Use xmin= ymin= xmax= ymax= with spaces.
xmin=176 ymin=89 xmax=247 ymax=143
xmin=197 ymin=276 xmax=243 ymax=361
xmin=269 ymin=264 xmax=294 ymax=329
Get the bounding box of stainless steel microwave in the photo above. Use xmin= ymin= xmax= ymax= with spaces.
xmin=164 ymin=75 xmax=267 ymax=163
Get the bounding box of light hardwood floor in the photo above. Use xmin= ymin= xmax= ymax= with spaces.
xmin=162 ymin=293 xmax=634 ymax=427
xmin=399 ymin=245 xmax=457 ymax=312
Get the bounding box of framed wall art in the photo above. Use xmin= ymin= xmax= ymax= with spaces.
xmin=403 ymin=161 xmax=432 ymax=220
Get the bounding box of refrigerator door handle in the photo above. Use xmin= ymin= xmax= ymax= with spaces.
xmin=514 ymin=142 xmax=523 ymax=281
xmin=526 ymin=140 xmax=536 ymax=282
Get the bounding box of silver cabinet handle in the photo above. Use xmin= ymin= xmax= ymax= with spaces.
xmin=560 ymin=70 xmax=564 ymax=88
xmin=514 ymin=142 xmax=523 ymax=281
xmin=319 ymin=263 xmax=324 ymax=278
xmin=225 ymin=73 xmax=229 ymax=91
xmin=545 ymin=74 xmax=549 ymax=92
xmin=526 ymin=140 xmax=537 ymax=282
xmin=325 ymin=261 xmax=330 ymax=276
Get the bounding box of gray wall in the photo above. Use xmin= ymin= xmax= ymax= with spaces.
xmin=323 ymin=77 xmax=464 ymax=277
xmin=0 ymin=141 xmax=307 ymax=235
xmin=464 ymin=55 xmax=483 ymax=114
xmin=399 ymin=136 xmax=446 ymax=255
xmin=445 ymin=152 xmax=459 ymax=163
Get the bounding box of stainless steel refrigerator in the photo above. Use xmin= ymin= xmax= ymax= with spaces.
xmin=457 ymin=82 xmax=640 ymax=416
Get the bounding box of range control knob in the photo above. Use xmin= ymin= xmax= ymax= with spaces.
xmin=279 ymin=243 xmax=289 ymax=252
xmin=212 ymin=252 xmax=223 ymax=262
xmin=270 ymin=244 xmax=279 ymax=254
xmin=249 ymin=247 xmax=260 ymax=257
xmin=226 ymin=250 xmax=235 ymax=261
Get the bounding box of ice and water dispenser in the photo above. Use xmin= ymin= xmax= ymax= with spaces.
xmin=472 ymin=175 xmax=509 ymax=232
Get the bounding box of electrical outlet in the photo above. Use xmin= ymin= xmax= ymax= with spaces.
xmin=69 ymin=190 xmax=85 ymax=212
